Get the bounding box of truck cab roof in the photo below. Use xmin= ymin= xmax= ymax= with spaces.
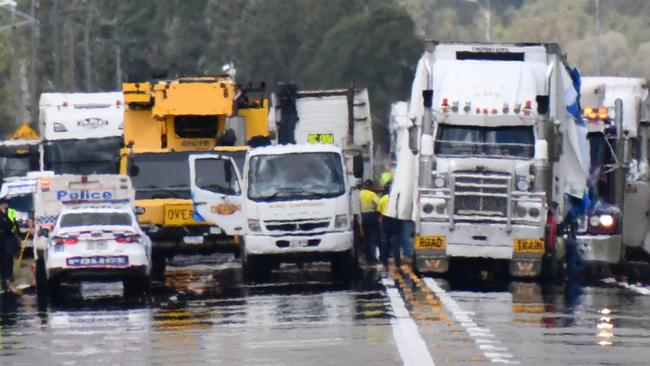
xmin=39 ymin=92 xmax=124 ymax=141
xmin=249 ymin=143 xmax=343 ymax=157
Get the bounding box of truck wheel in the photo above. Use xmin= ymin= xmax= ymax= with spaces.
xmin=243 ymin=254 xmax=270 ymax=283
xmin=151 ymin=252 xmax=167 ymax=280
xmin=331 ymin=250 xmax=354 ymax=284
xmin=123 ymin=276 xmax=150 ymax=296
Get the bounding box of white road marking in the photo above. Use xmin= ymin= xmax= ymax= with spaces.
xmin=382 ymin=278 xmax=436 ymax=366
xmin=423 ymin=277 xmax=519 ymax=364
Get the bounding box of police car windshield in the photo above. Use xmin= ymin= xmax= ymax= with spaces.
xmin=434 ymin=125 xmax=534 ymax=159
xmin=248 ymin=152 xmax=345 ymax=201
xmin=59 ymin=212 xmax=132 ymax=227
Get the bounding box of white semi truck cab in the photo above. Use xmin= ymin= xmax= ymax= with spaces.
xmin=189 ymin=144 xmax=363 ymax=281
xmin=404 ymin=42 xmax=590 ymax=278
xmin=39 ymin=92 xmax=124 ymax=174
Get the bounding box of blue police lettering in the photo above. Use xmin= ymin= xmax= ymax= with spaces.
xmin=56 ymin=190 xmax=113 ymax=200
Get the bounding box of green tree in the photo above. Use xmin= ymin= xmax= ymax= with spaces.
xmin=304 ymin=6 xmax=422 ymax=147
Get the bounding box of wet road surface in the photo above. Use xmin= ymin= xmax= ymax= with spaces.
xmin=1 ymin=256 xmax=649 ymax=365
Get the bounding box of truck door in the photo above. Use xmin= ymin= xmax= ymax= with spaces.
xmin=189 ymin=154 xmax=246 ymax=236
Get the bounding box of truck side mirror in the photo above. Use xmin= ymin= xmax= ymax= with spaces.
xmin=353 ymin=155 xmax=364 ymax=179
xmin=408 ymin=124 xmax=419 ymax=154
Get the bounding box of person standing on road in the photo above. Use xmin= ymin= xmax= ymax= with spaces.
xmin=0 ymin=197 xmax=19 ymax=292
xmin=360 ymin=179 xmax=380 ymax=264
xmin=378 ymin=182 xmax=400 ymax=272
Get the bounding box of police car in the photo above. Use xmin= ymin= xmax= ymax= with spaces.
xmin=43 ymin=203 xmax=152 ymax=292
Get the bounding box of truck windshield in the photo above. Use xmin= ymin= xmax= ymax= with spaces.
xmin=129 ymin=153 xmax=191 ymax=200
xmin=0 ymin=144 xmax=39 ymax=178
xmin=43 ymin=136 xmax=122 ymax=174
xmin=60 ymin=212 xmax=132 ymax=227
xmin=0 ymin=156 xmax=30 ymax=178
xmin=130 ymin=150 xmax=246 ymax=200
xmin=434 ymin=125 xmax=534 ymax=159
xmin=248 ymin=152 xmax=345 ymax=201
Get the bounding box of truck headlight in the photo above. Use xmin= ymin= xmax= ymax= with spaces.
xmin=600 ymin=214 xmax=615 ymax=228
xmin=592 ymin=214 xmax=615 ymax=228
xmin=434 ymin=176 xmax=446 ymax=188
xmin=334 ymin=214 xmax=348 ymax=229
xmin=516 ymin=177 xmax=530 ymax=191
xmin=422 ymin=204 xmax=434 ymax=214
xmin=248 ymin=219 xmax=262 ymax=233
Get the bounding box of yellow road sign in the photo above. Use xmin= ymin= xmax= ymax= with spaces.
xmin=10 ymin=123 xmax=39 ymax=140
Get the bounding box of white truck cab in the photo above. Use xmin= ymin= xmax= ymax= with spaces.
xmin=401 ymin=42 xmax=590 ymax=278
xmin=189 ymin=144 xmax=362 ymax=281
xmin=39 ymin=92 xmax=124 ymax=174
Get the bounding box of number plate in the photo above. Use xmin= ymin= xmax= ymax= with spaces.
xmin=289 ymin=239 xmax=308 ymax=248
xmin=307 ymin=133 xmax=334 ymax=144
xmin=183 ymin=236 xmax=204 ymax=245
xmin=164 ymin=204 xmax=200 ymax=227
xmin=415 ymin=236 xmax=446 ymax=250
xmin=87 ymin=241 xmax=107 ymax=251
xmin=514 ymin=238 xmax=544 ymax=253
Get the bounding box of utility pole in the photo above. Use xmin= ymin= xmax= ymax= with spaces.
xmin=10 ymin=5 xmax=24 ymax=124
xmin=463 ymin=0 xmax=491 ymax=42
xmin=114 ymin=24 xmax=122 ymax=89
xmin=51 ymin=0 xmax=61 ymax=89
xmin=595 ymin=0 xmax=602 ymax=76
xmin=64 ymin=13 xmax=76 ymax=91
xmin=29 ymin=0 xmax=38 ymax=125
xmin=83 ymin=10 xmax=93 ymax=91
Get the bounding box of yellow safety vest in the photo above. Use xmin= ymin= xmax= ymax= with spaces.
xmin=380 ymin=171 xmax=393 ymax=187
xmin=360 ymin=189 xmax=379 ymax=213
xmin=377 ymin=194 xmax=390 ymax=216
xmin=7 ymin=208 xmax=18 ymax=234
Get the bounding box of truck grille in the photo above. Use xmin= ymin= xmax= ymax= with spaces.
xmin=453 ymin=171 xmax=510 ymax=218
xmin=264 ymin=218 xmax=330 ymax=232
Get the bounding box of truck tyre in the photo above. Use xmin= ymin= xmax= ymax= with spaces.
xmin=331 ymin=250 xmax=354 ymax=284
xmin=151 ymin=252 xmax=167 ymax=280
xmin=243 ymin=254 xmax=271 ymax=283
xmin=123 ymin=276 xmax=150 ymax=296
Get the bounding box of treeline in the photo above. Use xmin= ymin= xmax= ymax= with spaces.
xmin=0 ymin=0 xmax=649 ymax=151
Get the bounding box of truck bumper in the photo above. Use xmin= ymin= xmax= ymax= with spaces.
xmin=576 ymin=234 xmax=623 ymax=264
xmin=143 ymin=225 xmax=238 ymax=252
xmin=415 ymin=221 xmax=545 ymax=276
xmin=244 ymin=231 xmax=353 ymax=256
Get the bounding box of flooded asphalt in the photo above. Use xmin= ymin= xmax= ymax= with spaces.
xmin=0 ymin=255 xmax=649 ymax=365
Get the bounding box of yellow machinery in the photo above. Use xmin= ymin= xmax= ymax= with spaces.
xmin=121 ymin=76 xmax=269 ymax=263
